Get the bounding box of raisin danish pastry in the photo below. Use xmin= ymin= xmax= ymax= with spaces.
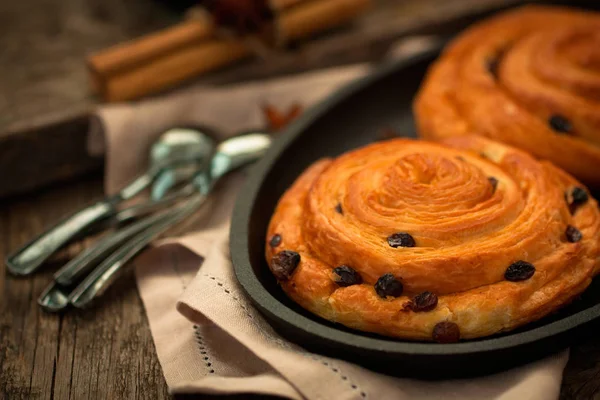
xmin=414 ymin=5 xmax=600 ymax=187
xmin=265 ymin=137 xmax=600 ymax=341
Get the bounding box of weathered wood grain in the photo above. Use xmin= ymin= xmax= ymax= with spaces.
xmin=0 ymin=177 xmax=170 ymax=400
xmin=0 ymin=116 xmax=102 ymax=199
xmin=0 ymin=0 xmax=179 ymax=134
xmin=0 ymin=0 xmax=179 ymax=199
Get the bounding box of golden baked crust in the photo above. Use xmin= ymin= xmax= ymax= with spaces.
xmin=265 ymin=136 xmax=600 ymax=341
xmin=414 ymin=5 xmax=600 ymax=187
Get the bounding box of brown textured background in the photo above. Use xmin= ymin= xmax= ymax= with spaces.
xmin=0 ymin=0 xmax=528 ymax=198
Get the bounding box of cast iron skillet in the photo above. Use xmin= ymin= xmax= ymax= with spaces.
xmin=230 ymin=2 xmax=600 ymax=379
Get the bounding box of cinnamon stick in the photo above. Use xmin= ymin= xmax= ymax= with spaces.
xmin=275 ymin=0 xmax=371 ymax=46
xmin=88 ymin=18 xmax=215 ymax=91
xmin=100 ymin=38 xmax=250 ymax=102
xmin=87 ymin=0 xmax=370 ymax=102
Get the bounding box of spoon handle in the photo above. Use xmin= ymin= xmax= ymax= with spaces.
xmin=53 ymin=210 xmax=176 ymax=287
xmin=114 ymin=182 xmax=195 ymax=223
xmin=5 ymin=172 xmax=156 ymax=276
xmin=69 ymin=193 xmax=206 ymax=308
xmin=37 ymin=210 xmax=178 ymax=313
xmin=6 ymin=200 xmax=117 ymax=276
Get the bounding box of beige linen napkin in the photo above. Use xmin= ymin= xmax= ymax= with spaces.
xmin=89 ymin=42 xmax=569 ymax=399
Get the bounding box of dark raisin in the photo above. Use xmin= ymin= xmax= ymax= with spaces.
xmin=566 ymin=187 xmax=589 ymax=214
xmin=566 ymin=225 xmax=582 ymax=243
xmin=387 ymin=232 xmax=416 ymax=248
xmin=571 ymin=187 xmax=589 ymax=205
xmin=375 ymin=273 xmax=403 ymax=298
xmin=269 ymin=234 xmax=282 ymax=248
xmin=505 ymin=260 xmax=535 ymax=282
xmin=486 ymin=57 xmax=499 ymax=78
xmin=433 ymin=322 xmax=460 ymax=343
xmin=271 ymin=250 xmax=300 ymax=281
xmin=333 ymin=265 xmax=362 ymax=287
xmin=335 ymin=203 xmax=343 ymax=215
xmin=410 ymin=291 xmax=438 ymax=312
xmin=488 ymin=177 xmax=498 ymax=193
xmin=548 ymin=115 xmax=572 ymax=134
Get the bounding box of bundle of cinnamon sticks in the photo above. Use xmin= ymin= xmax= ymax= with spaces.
xmin=88 ymin=0 xmax=371 ymax=102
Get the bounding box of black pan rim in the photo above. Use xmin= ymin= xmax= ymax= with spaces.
xmin=230 ymin=45 xmax=600 ymax=358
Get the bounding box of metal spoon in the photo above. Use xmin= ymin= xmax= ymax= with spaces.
xmin=50 ymin=140 xmax=215 ymax=289
xmin=37 ymin=130 xmax=217 ymax=312
xmin=6 ymin=127 xmax=215 ymax=276
xmin=40 ymin=131 xmax=272 ymax=312
xmin=67 ymin=132 xmax=272 ymax=309
xmin=149 ymin=127 xmax=216 ymax=200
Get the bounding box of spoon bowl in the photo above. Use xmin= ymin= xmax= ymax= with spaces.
xmin=210 ymin=132 xmax=273 ymax=181
xmin=150 ymin=127 xmax=217 ymax=200
xmin=150 ymin=127 xmax=215 ymax=167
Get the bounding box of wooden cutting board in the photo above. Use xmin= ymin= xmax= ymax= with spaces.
xmin=0 ymin=0 xmax=529 ymax=198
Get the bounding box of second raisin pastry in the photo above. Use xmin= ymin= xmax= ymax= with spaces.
xmin=414 ymin=5 xmax=600 ymax=187
xmin=266 ymin=137 xmax=600 ymax=341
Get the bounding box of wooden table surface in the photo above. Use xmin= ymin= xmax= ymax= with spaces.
xmin=0 ymin=176 xmax=170 ymax=399
xmin=1 ymin=177 xmax=600 ymax=399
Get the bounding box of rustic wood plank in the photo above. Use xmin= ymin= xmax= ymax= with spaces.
xmin=0 ymin=116 xmax=102 ymax=199
xmin=0 ymin=177 xmax=170 ymax=399
xmin=0 ymin=0 xmax=180 ymax=134
xmin=0 ymin=0 xmax=179 ymax=199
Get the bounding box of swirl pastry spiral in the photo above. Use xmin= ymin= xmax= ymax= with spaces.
xmin=414 ymin=5 xmax=600 ymax=187
xmin=266 ymin=137 xmax=600 ymax=341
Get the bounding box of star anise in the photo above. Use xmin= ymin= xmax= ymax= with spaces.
xmin=262 ymin=103 xmax=303 ymax=131
xmin=202 ymin=0 xmax=272 ymax=34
